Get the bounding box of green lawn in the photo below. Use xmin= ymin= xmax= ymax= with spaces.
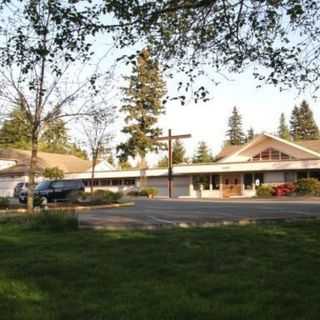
xmin=0 ymin=221 xmax=320 ymax=320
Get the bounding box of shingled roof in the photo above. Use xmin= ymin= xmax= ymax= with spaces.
xmin=0 ymin=149 xmax=91 ymax=176
xmin=216 ymin=137 xmax=320 ymax=161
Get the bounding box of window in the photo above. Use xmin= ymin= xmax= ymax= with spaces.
xmin=284 ymin=172 xmax=296 ymax=183
xmin=211 ymin=175 xmax=220 ymax=190
xmin=310 ymin=171 xmax=320 ymax=181
xmin=51 ymin=181 xmax=64 ymax=189
xmin=297 ymin=171 xmax=308 ymax=180
xmin=100 ymin=179 xmax=110 ymax=186
xmin=280 ymin=152 xmax=290 ymax=160
xmin=252 ymin=148 xmax=294 ymax=161
xmin=244 ymin=174 xmax=253 ymax=190
xmin=271 ymin=149 xmax=280 ymax=160
xmin=261 ymin=149 xmax=270 ymax=160
xmin=192 ymin=175 xmax=210 ymax=190
xmin=254 ymin=173 xmax=264 ymax=185
xmin=124 ymin=179 xmax=135 ymax=186
xmin=111 ymin=179 xmax=122 ymax=186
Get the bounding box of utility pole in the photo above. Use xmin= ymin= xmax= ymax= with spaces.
xmin=156 ymin=129 xmax=191 ymax=198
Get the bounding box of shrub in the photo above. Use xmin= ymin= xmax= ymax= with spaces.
xmin=0 ymin=197 xmax=10 ymax=209
xmin=69 ymin=190 xmax=123 ymax=205
xmin=141 ymin=187 xmax=158 ymax=198
xmin=28 ymin=211 xmax=78 ymax=232
xmin=256 ymin=184 xmax=274 ymax=197
xmin=273 ymin=183 xmax=296 ymax=197
xmin=294 ymin=178 xmax=320 ymax=196
xmin=127 ymin=190 xmax=140 ymax=197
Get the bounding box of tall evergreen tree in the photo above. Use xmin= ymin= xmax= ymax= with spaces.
xmin=290 ymin=105 xmax=302 ymax=140
xmin=290 ymin=101 xmax=319 ymax=140
xmin=0 ymin=105 xmax=86 ymax=156
xmin=226 ymin=107 xmax=245 ymax=145
xmin=246 ymin=127 xmax=255 ymax=142
xmin=299 ymin=100 xmax=319 ymax=140
xmin=278 ymin=113 xmax=290 ymax=140
xmin=192 ymin=141 xmax=214 ymax=163
xmin=157 ymin=139 xmax=187 ymax=167
xmin=117 ymin=48 xmax=166 ymax=185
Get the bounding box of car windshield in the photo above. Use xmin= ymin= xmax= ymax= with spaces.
xmin=35 ymin=181 xmax=51 ymax=191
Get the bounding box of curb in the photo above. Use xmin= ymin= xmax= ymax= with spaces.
xmin=0 ymin=202 xmax=135 ymax=215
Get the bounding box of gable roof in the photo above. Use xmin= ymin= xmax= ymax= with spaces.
xmin=215 ymin=144 xmax=243 ymax=161
xmin=295 ymin=140 xmax=320 ymax=153
xmin=0 ymin=149 xmax=91 ymax=176
xmin=216 ymin=133 xmax=320 ymax=162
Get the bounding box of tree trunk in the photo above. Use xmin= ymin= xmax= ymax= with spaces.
xmin=90 ymin=154 xmax=97 ymax=195
xmin=27 ymin=135 xmax=38 ymax=212
xmin=139 ymin=156 xmax=147 ymax=189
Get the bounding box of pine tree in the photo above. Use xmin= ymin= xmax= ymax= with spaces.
xmin=290 ymin=105 xmax=301 ymax=140
xmin=117 ymin=48 xmax=166 ymax=185
xmin=290 ymin=101 xmax=319 ymax=140
xmin=226 ymin=106 xmax=245 ymax=145
xmin=246 ymin=127 xmax=255 ymax=142
xmin=299 ymin=100 xmax=319 ymax=140
xmin=192 ymin=141 xmax=213 ymax=163
xmin=278 ymin=113 xmax=290 ymax=140
xmin=0 ymin=105 xmax=87 ymax=156
xmin=157 ymin=140 xmax=187 ymax=167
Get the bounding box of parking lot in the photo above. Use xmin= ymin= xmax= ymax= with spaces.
xmin=79 ymin=198 xmax=320 ymax=228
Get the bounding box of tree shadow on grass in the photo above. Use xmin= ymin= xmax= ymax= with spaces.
xmin=0 ymin=223 xmax=320 ymax=320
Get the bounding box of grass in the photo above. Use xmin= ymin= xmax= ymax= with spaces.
xmin=0 ymin=220 xmax=320 ymax=320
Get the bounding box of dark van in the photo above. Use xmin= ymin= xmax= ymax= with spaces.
xmin=19 ymin=180 xmax=85 ymax=204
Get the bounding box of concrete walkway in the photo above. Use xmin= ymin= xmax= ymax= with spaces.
xmin=79 ymin=198 xmax=320 ymax=229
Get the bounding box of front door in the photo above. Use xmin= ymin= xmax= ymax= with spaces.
xmin=222 ymin=174 xmax=241 ymax=198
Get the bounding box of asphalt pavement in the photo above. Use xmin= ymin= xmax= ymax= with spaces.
xmin=79 ymin=198 xmax=320 ymax=229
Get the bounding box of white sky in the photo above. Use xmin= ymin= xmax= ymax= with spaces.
xmin=67 ymin=26 xmax=320 ymax=167
xmin=111 ymin=69 xmax=320 ymax=167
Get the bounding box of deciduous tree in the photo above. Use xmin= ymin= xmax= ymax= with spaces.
xmin=0 ymin=1 xmax=107 ymax=211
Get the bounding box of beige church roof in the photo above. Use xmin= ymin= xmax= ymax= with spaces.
xmin=0 ymin=149 xmax=91 ymax=176
xmin=295 ymin=140 xmax=320 ymax=153
xmin=216 ymin=137 xmax=320 ymax=161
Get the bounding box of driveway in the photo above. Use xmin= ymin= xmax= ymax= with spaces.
xmin=79 ymin=198 xmax=320 ymax=228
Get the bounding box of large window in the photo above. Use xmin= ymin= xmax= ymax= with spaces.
xmin=192 ymin=175 xmax=210 ymax=190
xmin=297 ymin=171 xmax=308 ymax=180
xmin=244 ymin=174 xmax=253 ymax=190
xmin=124 ymin=179 xmax=135 ymax=186
xmin=251 ymin=148 xmax=294 ymax=161
xmin=310 ymin=171 xmax=320 ymax=181
xmin=254 ymin=173 xmax=264 ymax=185
xmin=211 ymin=175 xmax=220 ymax=190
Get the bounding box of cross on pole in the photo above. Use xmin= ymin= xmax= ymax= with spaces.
xmin=156 ymin=129 xmax=191 ymax=198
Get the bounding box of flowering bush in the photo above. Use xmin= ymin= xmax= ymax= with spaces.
xmin=272 ymin=183 xmax=296 ymax=197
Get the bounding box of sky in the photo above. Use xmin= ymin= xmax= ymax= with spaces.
xmin=66 ymin=15 xmax=320 ymax=167
xmin=113 ymin=69 xmax=320 ymax=167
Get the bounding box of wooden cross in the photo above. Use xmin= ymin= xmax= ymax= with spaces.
xmin=156 ymin=129 xmax=191 ymax=198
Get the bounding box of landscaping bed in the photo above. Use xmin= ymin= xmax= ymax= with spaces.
xmin=0 ymin=218 xmax=320 ymax=319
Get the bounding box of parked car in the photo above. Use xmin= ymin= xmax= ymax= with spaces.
xmin=14 ymin=182 xmax=29 ymax=198
xmin=19 ymin=180 xmax=85 ymax=204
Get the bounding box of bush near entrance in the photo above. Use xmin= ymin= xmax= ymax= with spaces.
xmin=294 ymin=178 xmax=320 ymax=196
xmin=69 ymin=190 xmax=123 ymax=205
xmin=127 ymin=187 xmax=159 ymax=198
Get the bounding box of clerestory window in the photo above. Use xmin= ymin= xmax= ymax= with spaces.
xmin=251 ymin=148 xmax=295 ymax=161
